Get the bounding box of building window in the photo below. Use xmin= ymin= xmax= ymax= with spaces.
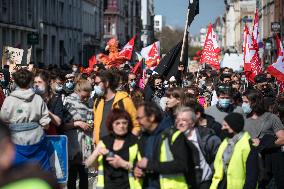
xmin=109 ymin=0 xmax=117 ymax=9
xmin=155 ymin=21 xmax=160 ymax=26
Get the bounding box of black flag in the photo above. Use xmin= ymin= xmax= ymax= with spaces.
xmin=154 ymin=41 xmax=187 ymax=80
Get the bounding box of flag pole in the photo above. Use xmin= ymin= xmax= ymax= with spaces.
xmin=179 ymin=0 xmax=197 ymax=65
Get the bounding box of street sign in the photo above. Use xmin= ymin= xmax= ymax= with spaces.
xmin=46 ymin=135 xmax=68 ymax=183
xmin=271 ymin=22 xmax=281 ymax=32
xmin=27 ymin=33 xmax=39 ymax=45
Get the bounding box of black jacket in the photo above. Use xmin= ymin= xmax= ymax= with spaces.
xmin=185 ymin=126 xmax=221 ymax=185
xmin=138 ymin=127 xmax=196 ymax=189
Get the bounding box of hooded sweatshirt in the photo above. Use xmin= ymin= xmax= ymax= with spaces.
xmin=0 ymin=89 xmax=50 ymax=145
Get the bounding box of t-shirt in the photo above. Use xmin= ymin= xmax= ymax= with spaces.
xmin=102 ymin=134 xmax=137 ymax=189
xmin=205 ymin=105 xmax=243 ymax=125
xmin=100 ymin=98 xmax=115 ymax=138
xmin=244 ymin=112 xmax=284 ymax=138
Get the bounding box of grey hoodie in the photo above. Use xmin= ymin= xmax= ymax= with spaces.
xmin=0 ymin=89 xmax=51 ymax=145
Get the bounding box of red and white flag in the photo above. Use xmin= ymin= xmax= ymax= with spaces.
xmin=199 ymin=24 xmax=220 ymax=70
xmin=141 ymin=41 xmax=160 ymax=69
xmin=118 ymin=36 xmax=136 ymax=60
xmin=243 ymin=25 xmax=262 ymax=82
xmin=266 ymin=34 xmax=284 ymax=82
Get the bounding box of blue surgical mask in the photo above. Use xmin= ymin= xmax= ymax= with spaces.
xmin=242 ymin=102 xmax=252 ymax=114
xmin=130 ymin=81 xmax=136 ymax=88
xmin=65 ymin=81 xmax=74 ymax=90
xmin=33 ymin=86 xmax=46 ymax=95
xmin=93 ymin=85 xmax=104 ymax=96
xmin=55 ymin=85 xmax=63 ymax=93
xmin=218 ymin=99 xmax=230 ymax=109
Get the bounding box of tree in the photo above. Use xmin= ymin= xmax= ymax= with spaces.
xmin=155 ymin=26 xmax=184 ymax=55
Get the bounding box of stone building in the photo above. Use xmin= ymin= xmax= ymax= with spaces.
xmin=0 ymin=0 xmax=104 ymax=67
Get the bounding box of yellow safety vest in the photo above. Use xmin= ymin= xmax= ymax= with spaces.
xmin=159 ymin=130 xmax=189 ymax=189
xmin=210 ymin=132 xmax=253 ymax=189
xmin=96 ymin=142 xmax=142 ymax=189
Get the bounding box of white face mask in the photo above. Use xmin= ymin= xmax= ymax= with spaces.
xmin=72 ymin=67 xmax=78 ymax=72
xmin=93 ymin=85 xmax=104 ymax=96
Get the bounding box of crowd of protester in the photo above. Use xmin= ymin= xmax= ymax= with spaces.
xmin=0 ymin=61 xmax=284 ymax=189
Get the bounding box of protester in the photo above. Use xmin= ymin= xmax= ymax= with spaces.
xmin=34 ymin=70 xmax=63 ymax=135
xmin=63 ymin=79 xmax=93 ymax=189
xmin=205 ymin=84 xmax=243 ymax=125
xmin=93 ymin=70 xmax=140 ymax=144
xmin=85 ymin=109 xmax=140 ymax=189
xmin=242 ymin=89 xmax=284 ymax=189
xmin=134 ymin=102 xmax=195 ymax=189
xmin=0 ymin=69 xmax=51 ymax=171
xmin=175 ymin=106 xmax=221 ymax=189
xmin=210 ymin=113 xmax=259 ymax=189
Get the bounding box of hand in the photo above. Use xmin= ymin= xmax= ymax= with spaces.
xmin=252 ymin=138 xmax=260 ymax=146
xmin=74 ymin=121 xmax=91 ymax=131
xmin=98 ymin=147 xmax=109 ymax=156
xmin=134 ymin=166 xmax=144 ymax=178
xmin=106 ymin=155 xmax=126 ymax=169
xmin=137 ymin=157 xmax=148 ymax=169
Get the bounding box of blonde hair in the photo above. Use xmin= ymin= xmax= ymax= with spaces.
xmin=75 ymin=79 xmax=92 ymax=93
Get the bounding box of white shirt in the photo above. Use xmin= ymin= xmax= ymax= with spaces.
xmin=188 ymin=128 xmax=213 ymax=182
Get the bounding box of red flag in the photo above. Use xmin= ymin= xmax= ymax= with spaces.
xmin=88 ymin=55 xmax=97 ymax=69
xmin=140 ymin=42 xmax=160 ymax=69
xmin=243 ymin=25 xmax=262 ymax=82
xmin=118 ymin=36 xmax=136 ymax=60
xmin=199 ymin=24 xmax=220 ymax=70
xmin=266 ymin=34 xmax=284 ymax=82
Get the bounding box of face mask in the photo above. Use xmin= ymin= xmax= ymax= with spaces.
xmin=221 ymin=129 xmax=234 ymax=138
xmin=199 ymin=80 xmax=205 ymax=86
xmin=241 ymin=77 xmax=246 ymax=81
xmin=34 ymin=86 xmax=46 ymax=95
xmin=65 ymin=81 xmax=75 ymax=90
xmin=155 ymin=84 xmax=162 ymax=90
xmin=93 ymin=85 xmax=104 ymax=96
xmin=130 ymin=81 xmax=136 ymax=88
xmin=218 ymin=99 xmax=230 ymax=109
xmin=55 ymin=85 xmax=63 ymax=93
xmin=242 ymin=102 xmax=252 ymax=114
xmin=72 ymin=67 xmax=78 ymax=72
xmin=183 ymin=80 xmax=192 ymax=87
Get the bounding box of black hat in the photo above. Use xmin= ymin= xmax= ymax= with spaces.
xmin=224 ymin=113 xmax=244 ymax=133
xmin=254 ymin=73 xmax=267 ymax=83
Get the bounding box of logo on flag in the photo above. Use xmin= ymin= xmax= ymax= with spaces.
xmin=199 ymin=24 xmax=220 ymax=70
xmin=243 ymin=25 xmax=262 ymax=82
xmin=118 ymin=36 xmax=136 ymax=60
xmin=141 ymin=42 xmax=161 ymax=69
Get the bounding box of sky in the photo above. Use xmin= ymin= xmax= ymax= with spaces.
xmin=155 ymin=0 xmax=225 ymax=35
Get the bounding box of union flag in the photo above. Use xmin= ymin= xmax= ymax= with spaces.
xmin=199 ymin=23 xmax=220 ymax=70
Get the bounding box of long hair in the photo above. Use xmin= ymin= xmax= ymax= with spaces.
xmin=34 ymin=70 xmax=52 ymax=96
xmin=243 ymin=88 xmax=265 ymax=117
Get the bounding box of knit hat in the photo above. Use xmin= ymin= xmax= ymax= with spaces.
xmin=224 ymin=113 xmax=244 ymax=133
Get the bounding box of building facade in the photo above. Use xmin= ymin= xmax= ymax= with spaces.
xmin=154 ymin=15 xmax=165 ymax=32
xmin=83 ymin=0 xmax=104 ymax=67
xmin=224 ymin=0 xmax=256 ymax=52
xmin=103 ymin=0 xmax=141 ymax=46
xmin=0 ymin=0 xmax=105 ymax=67
xmin=141 ymin=0 xmax=155 ymax=47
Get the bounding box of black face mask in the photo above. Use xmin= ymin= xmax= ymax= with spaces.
xmin=221 ymin=129 xmax=235 ymax=138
